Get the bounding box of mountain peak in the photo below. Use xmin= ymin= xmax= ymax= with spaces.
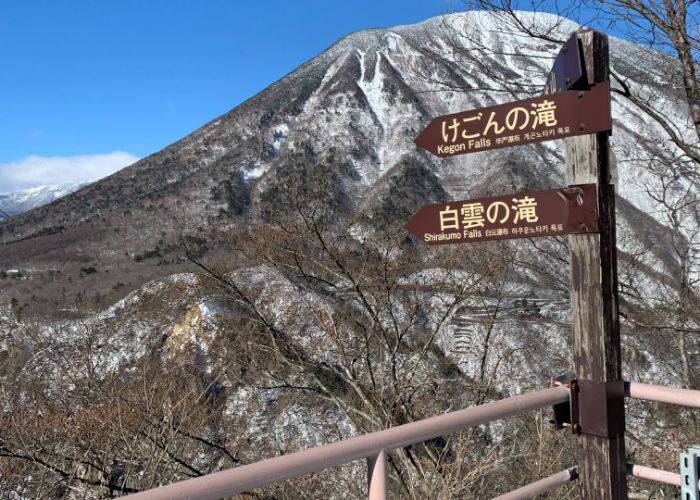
xmin=0 ymin=11 xmax=687 ymax=313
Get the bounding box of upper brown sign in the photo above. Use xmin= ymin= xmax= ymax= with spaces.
xmin=414 ymin=82 xmax=611 ymax=158
xmin=405 ymin=184 xmax=599 ymax=246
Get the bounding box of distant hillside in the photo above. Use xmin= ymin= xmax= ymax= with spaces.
xmin=0 ymin=182 xmax=88 ymax=220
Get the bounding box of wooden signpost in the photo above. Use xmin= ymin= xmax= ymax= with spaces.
xmin=410 ymin=29 xmax=628 ymax=498
xmin=563 ymin=30 xmax=627 ymax=499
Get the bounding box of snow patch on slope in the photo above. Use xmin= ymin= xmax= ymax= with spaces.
xmin=0 ymin=181 xmax=89 ymax=219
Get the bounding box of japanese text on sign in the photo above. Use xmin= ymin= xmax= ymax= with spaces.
xmin=404 ymin=185 xmax=599 ymax=246
xmin=414 ymin=82 xmax=612 ymax=158
xmin=438 ymin=99 xmax=569 ymax=155
xmin=441 ymin=100 xmax=558 ymax=143
xmin=439 ymin=196 xmax=540 ymax=231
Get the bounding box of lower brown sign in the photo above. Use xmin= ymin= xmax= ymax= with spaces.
xmin=405 ymin=184 xmax=598 ymax=245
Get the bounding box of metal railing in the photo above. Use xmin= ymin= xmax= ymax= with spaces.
xmin=626 ymin=381 xmax=700 ymax=408
xmin=125 ymin=386 xmax=569 ymax=499
xmin=492 ymin=462 xmax=700 ymax=499
xmin=124 ymin=382 xmax=699 ymax=499
xmin=492 ymin=467 xmax=578 ymax=499
xmin=627 ymin=463 xmax=700 ymax=489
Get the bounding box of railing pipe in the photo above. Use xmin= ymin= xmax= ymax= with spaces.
xmin=627 ymin=462 xmax=700 ymax=490
xmin=625 ymin=382 xmax=700 ymax=408
xmin=627 ymin=463 xmax=680 ymax=487
xmin=124 ymin=386 xmax=569 ymax=500
xmin=491 ymin=467 xmax=577 ymax=500
xmin=367 ymin=449 xmax=388 ymax=500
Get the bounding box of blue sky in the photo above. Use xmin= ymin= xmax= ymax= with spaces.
xmin=0 ymin=0 xmax=453 ymax=192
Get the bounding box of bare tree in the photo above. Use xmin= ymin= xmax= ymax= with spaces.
xmin=173 ymin=155 xmax=577 ymax=497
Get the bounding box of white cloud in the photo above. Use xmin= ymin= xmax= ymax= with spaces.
xmin=0 ymin=151 xmax=140 ymax=193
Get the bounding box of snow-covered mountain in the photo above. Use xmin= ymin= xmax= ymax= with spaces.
xmin=0 ymin=7 xmax=693 ymax=403
xmin=0 ymin=11 xmax=696 ymax=497
xmin=0 ymin=11 xmax=689 ymax=325
xmin=0 ymin=181 xmax=88 ymax=220
xmin=1 ymin=8 xmax=694 ymax=402
xmin=0 ymin=12 xmax=687 ymax=247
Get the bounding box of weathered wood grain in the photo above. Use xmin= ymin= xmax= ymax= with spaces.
xmin=565 ymin=29 xmax=627 ymax=499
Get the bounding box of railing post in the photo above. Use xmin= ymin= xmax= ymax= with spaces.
xmin=367 ymin=449 xmax=388 ymax=500
xmin=681 ymin=446 xmax=700 ymax=500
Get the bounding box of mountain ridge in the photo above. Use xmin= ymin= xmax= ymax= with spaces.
xmin=0 ymin=10 xmax=690 ymax=314
xmin=0 ymin=181 xmax=89 ymax=220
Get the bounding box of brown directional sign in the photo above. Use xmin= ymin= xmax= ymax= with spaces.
xmin=414 ymin=82 xmax=611 ymax=158
xmin=544 ymin=33 xmax=585 ymax=94
xmin=405 ymin=184 xmax=598 ymax=245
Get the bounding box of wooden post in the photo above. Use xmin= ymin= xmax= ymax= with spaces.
xmin=565 ymin=30 xmax=628 ymax=499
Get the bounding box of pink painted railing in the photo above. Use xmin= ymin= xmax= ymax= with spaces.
xmin=625 ymin=381 xmax=700 ymax=408
xmin=125 ymin=386 xmax=569 ymax=499
xmin=123 ymin=382 xmax=699 ymax=499
xmin=492 ymin=468 xmax=577 ymax=499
